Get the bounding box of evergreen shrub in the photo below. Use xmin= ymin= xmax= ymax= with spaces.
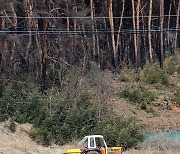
xmin=143 ymin=64 xmax=169 ymax=86
xmin=172 ymin=88 xmax=180 ymax=107
xmin=0 ymin=81 xmax=143 ymax=149
xmin=119 ymin=86 xmax=156 ymax=111
xmin=94 ymin=117 xmax=143 ymax=150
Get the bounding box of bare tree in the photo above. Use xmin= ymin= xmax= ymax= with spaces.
xmin=41 ymin=19 xmax=49 ymax=93
xmin=90 ymin=0 xmax=96 ymax=58
xmin=136 ymin=0 xmax=141 ymax=69
xmin=131 ymin=0 xmax=138 ymax=68
xmin=148 ymin=0 xmax=153 ymax=63
xmin=66 ymin=2 xmax=70 ymax=31
xmin=109 ymin=0 xmax=116 ymax=70
xmin=167 ymin=0 xmax=172 ymax=51
xmin=115 ymin=0 xmax=125 ymax=71
xmin=174 ymin=1 xmax=180 ymax=50
xmin=159 ymin=0 xmax=164 ymax=69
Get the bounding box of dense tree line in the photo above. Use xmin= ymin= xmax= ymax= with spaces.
xmin=0 ymin=0 xmax=179 ymax=91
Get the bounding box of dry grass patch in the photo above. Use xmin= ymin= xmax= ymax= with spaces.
xmin=124 ymin=150 xmax=179 ymax=154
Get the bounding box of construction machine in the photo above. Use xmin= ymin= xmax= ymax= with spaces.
xmin=63 ymin=135 xmax=122 ymax=154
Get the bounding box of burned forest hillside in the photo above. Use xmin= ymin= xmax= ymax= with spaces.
xmin=0 ymin=0 xmax=180 ymax=152
xmin=0 ymin=0 xmax=179 ymax=91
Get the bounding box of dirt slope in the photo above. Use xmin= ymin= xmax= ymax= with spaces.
xmin=89 ymin=70 xmax=180 ymax=133
xmin=0 ymin=122 xmax=64 ymax=154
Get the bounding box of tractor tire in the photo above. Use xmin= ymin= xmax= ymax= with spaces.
xmin=85 ymin=151 xmax=101 ymax=154
xmin=81 ymin=149 xmax=101 ymax=154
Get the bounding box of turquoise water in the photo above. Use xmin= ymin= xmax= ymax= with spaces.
xmin=144 ymin=131 xmax=180 ymax=143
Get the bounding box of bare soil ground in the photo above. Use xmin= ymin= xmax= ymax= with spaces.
xmin=89 ymin=70 xmax=180 ymax=133
xmin=0 ymin=122 xmax=64 ymax=154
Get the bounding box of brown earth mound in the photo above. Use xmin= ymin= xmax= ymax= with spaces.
xmin=0 ymin=122 xmax=64 ymax=154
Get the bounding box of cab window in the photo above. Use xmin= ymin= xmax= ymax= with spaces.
xmin=82 ymin=138 xmax=88 ymax=148
xmin=90 ymin=137 xmax=95 ymax=147
xmin=95 ymin=137 xmax=105 ymax=148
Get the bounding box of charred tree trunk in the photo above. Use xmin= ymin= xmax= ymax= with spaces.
xmin=10 ymin=2 xmax=18 ymax=74
xmin=136 ymin=0 xmax=141 ymax=69
xmin=174 ymin=1 xmax=180 ymax=50
xmin=90 ymin=0 xmax=96 ymax=58
xmin=159 ymin=0 xmax=164 ymax=69
xmin=1 ymin=13 xmax=10 ymax=76
xmin=115 ymin=0 xmax=125 ymax=72
xmin=167 ymin=0 xmax=172 ymax=51
xmin=10 ymin=2 xmax=17 ymax=29
xmin=24 ymin=0 xmax=33 ymax=69
xmin=41 ymin=19 xmax=49 ymax=93
xmin=140 ymin=1 xmax=147 ymax=64
xmin=66 ymin=2 xmax=70 ymax=31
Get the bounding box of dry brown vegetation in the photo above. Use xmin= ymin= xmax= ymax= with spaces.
xmin=82 ymin=55 xmax=180 ymax=133
xmin=124 ymin=150 xmax=179 ymax=154
xmin=0 ymin=122 xmax=64 ymax=154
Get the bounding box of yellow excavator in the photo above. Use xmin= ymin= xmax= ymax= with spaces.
xmin=63 ymin=135 xmax=122 ymax=154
